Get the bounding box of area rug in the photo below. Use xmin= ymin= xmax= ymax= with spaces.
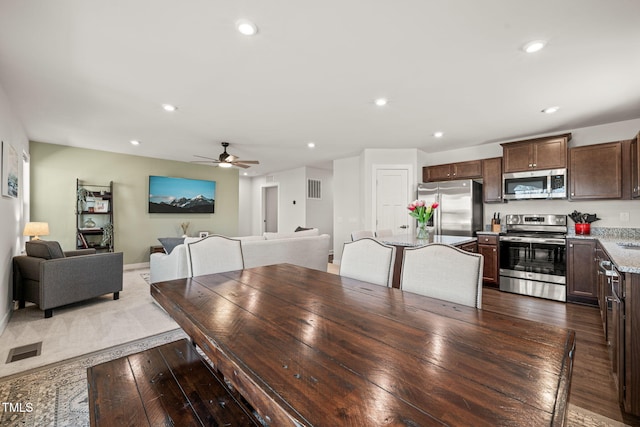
xmin=0 ymin=329 xmax=186 ymax=427
xmin=0 ymin=326 xmax=631 ymax=426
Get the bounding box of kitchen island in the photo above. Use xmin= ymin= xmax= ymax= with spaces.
xmin=379 ymin=234 xmax=477 ymax=288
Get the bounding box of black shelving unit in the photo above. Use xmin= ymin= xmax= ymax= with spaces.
xmin=76 ymin=179 xmax=114 ymax=252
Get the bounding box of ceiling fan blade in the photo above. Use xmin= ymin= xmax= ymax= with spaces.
xmin=191 ymin=160 xmax=220 ymax=164
xmin=193 ymin=154 xmax=219 ymax=161
xmin=234 ymin=160 xmax=259 ymax=164
xmin=233 ymin=163 xmax=251 ymax=169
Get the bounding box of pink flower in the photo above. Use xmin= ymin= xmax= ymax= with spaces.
xmin=407 ymin=204 xmax=416 ymax=211
xmin=431 ymin=202 xmax=439 ymax=209
xmin=415 ymin=200 xmax=426 ymax=207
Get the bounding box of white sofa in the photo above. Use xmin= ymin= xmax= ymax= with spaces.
xmin=150 ymin=230 xmax=331 ymax=283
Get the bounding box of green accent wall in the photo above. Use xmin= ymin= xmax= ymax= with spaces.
xmin=30 ymin=142 xmax=239 ymax=264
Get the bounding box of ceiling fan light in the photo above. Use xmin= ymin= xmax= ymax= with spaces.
xmin=219 ymin=162 xmax=233 ymax=168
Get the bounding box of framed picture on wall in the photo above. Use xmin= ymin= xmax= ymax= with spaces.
xmin=1 ymin=141 xmax=19 ymax=198
xmin=199 ymin=231 xmax=209 ymax=238
xmin=94 ymin=200 xmax=109 ymax=213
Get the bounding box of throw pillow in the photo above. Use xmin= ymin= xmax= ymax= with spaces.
xmin=25 ymin=240 xmax=65 ymax=259
xmin=157 ymin=237 xmax=185 ymax=254
xmin=295 ymin=226 xmax=312 ymax=232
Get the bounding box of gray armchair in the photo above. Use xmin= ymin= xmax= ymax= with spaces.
xmin=12 ymin=240 xmax=123 ymax=318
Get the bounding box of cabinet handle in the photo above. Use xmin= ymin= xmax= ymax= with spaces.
xmin=533 ymin=163 xmax=536 ymax=167
xmin=528 ymin=164 xmax=533 ymax=168
xmin=569 ymin=243 xmax=573 ymax=248
xmin=493 ymin=248 xmax=496 ymax=252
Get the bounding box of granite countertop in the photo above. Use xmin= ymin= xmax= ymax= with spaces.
xmin=380 ymin=234 xmax=476 ymax=247
xmin=567 ymin=233 xmax=640 ymax=274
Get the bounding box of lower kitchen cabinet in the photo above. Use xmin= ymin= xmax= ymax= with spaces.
xmin=566 ymin=238 xmax=598 ymax=305
xmin=477 ymin=234 xmax=499 ymax=287
xmin=458 ymin=241 xmax=477 ymax=253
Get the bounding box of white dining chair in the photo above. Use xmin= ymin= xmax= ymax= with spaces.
xmin=340 ymin=237 xmax=396 ymax=287
xmin=351 ymin=230 xmax=374 ymax=241
xmin=375 ymin=229 xmax=393 ymax=238
xmin=400 ymin=243 xmax=483 ymax=308
xmin=186 ymin=235 xmax=244 ymax=277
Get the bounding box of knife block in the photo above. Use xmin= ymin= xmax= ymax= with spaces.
xmin=491 ymin=220 xmax=501 ymax=233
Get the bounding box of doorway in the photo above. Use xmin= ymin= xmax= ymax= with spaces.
xmin=263 ymin=185 xmax=278 ymax=233
xmin=375 ymin=167 xmax=410 ymax=235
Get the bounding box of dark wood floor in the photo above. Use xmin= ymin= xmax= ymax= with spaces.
xmin=482 ymin=287 xmax=640 ymax=425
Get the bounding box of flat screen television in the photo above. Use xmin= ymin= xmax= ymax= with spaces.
xmin=148 ymin=175 xmax=216 ymax=213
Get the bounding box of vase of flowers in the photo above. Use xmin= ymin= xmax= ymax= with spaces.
xmin=407 ymin=200 xmax=439 ymax=240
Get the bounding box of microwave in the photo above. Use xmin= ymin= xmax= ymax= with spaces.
xmin=503 ymin=168 xmax=567 ymax=200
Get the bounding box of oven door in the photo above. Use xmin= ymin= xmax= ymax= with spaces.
xmin=499 ymin=236 xmax=567 ymax=301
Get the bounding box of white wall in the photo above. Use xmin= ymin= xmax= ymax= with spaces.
xmin=0 ymin=83 xmax=29 ymax=334
xmin=306 ymin=167 xmax=334 ymax=250
xmin=237 ymin=176 xmax=253 ymax=236
xmin=247 ymin=166 xmax=333 ymax=238
xmin=333 ymin=156 xmax=362 ymax=262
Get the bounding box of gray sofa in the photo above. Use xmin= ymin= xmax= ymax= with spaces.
xmin=12 ymin=240 xmax=123 ymax=318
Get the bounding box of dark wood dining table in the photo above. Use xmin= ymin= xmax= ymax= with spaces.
xmin=151 ymin=263 xmax=575 ymax=426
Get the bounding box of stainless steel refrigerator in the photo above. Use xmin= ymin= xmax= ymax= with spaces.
xmin=417 ymin=180 xmax=483 ymax=236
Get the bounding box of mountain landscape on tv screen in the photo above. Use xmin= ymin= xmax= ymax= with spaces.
xmin=149 ymin=194 xmax=215 ymax=213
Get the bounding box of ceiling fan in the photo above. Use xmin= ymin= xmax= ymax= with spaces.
xmin=192 ymin=142 xmax=260 ymax=169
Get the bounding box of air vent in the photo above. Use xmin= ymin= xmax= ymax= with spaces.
xmin=307 ymin=179 xmax=321 ymax=200
xmin=6 ymin=342 xmax=42 ymax=363
xmin=265 ymin=175 xmax=275 ymax=183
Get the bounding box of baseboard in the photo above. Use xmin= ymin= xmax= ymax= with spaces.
xmin=0 ymin=301 xmax=13 ymax=336
xmin=124 ymin=262 xmax=150 ymax=271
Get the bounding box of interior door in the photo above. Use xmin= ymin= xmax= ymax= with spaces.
xmin=375 ymin=168 xmax=409 ymax=235
xmin=263 ymin=186 xmax=278 ymax=233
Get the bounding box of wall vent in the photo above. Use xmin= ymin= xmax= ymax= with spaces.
xmin=265 ymin=175 xmax=275 ymax=183
xmin=307 ymin=179 xmax=322 ymax=200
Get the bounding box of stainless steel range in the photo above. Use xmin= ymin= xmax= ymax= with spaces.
xmin=499 ymin=214 xmax=568 ymax=302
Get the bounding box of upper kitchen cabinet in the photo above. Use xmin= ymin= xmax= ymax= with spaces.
xmin=569 ymin=141 xmax=623 ymax=200
xmin=482 ymin=157 xmax=503 ymax=203
xmin=422 ymin=160 xmax=482 ymax=182
xmin=632 ymin=131 xmax=640 ymax=198
xmin=501 ymin=133 xmax=571 ymax=173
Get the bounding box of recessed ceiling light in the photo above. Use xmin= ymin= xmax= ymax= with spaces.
xmin=219 ymin=162 xmax=233 ymax=168
xmin=307 ymin=142 xmax=315 ymax=148
xmin=522 ymin=40 xmax=546 ymax=53
xmin=433 ymin=131 xmax=444 ymax=138
xmin=374 ymin=98 xmax=388 ymax=107
xmin=541 ymin=106 xmax=560 ymax=114
xmin=162 ymin=104 xmax=177 ymax=112
xmin=236 ymin=19 xmax=258 ymax=36
xmin=243 ymin=172 xmax=248 ymax=176
xmin=129 ymin=140 xmax=141 ymax=146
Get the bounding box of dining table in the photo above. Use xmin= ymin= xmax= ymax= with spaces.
xmin=151 ymin=263 xmax=575 ymax=427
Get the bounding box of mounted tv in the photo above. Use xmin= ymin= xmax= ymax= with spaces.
xmin=149 ymin=175 xmax=216 ymax=213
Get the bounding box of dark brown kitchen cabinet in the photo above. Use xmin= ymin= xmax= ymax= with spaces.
xmin=458 ymin=241 xmax=477 ymax=253
xmin=477 ymin=234 xmax=499 ymax=286
xmin=632 ymin=131 xmax=640 ymax=198
xmin=482 ymin=157 xmax=503 ymax=203
xmin=422 ymin=160 xmax=482 ymax=182
xmin=566 ymin=238 xmax=597 ymax=305
xmin=501 ymin=133 xmax=570 ymax=173
xmin=569 ymin=141 xmax=622 ymax=200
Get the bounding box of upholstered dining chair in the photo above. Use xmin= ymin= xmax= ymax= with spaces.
xmin=375 ymin=229 xmax=393 ymax=238
xmin=340 ymin=237 xmax=396 ymax=287
xmin=400 ymin=243 xmax=483 ymax=308
xmin=186 ymin=235 xmax=244 ymax=277
xmin=351 ymin=230 xmax=374 ymax=241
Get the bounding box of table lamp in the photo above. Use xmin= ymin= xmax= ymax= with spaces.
xmin=23 ymin=222 xmax=50 ymax=240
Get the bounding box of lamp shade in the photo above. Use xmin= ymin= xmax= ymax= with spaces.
xmin=23 ymin=222 xmax=50 ymax=240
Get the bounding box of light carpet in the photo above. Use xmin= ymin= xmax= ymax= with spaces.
xmin=0 ymin=329 xmax=630 ymax=427
xmin=0 ymin=269 xmax=178 ymax=378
